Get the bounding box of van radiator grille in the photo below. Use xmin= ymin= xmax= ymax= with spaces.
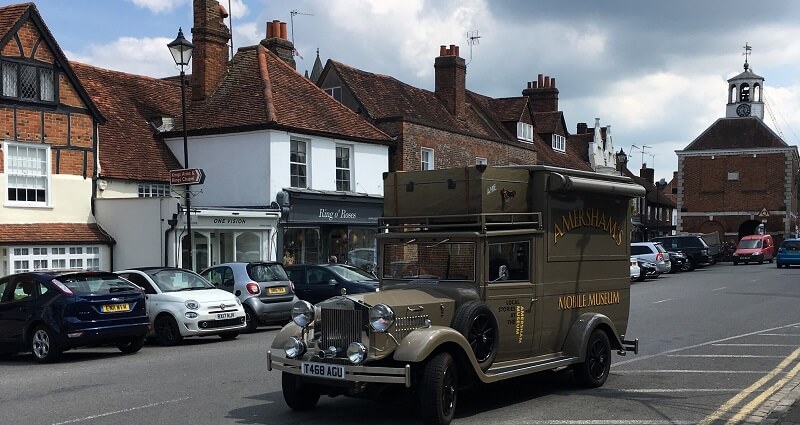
xmin=320 ymin=307 xmax=366 ymax=350
xmin=392 ymin=315 xmax=429 ymax=341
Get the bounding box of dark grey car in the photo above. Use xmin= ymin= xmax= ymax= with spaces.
xmin=200 ymin=262 xmax=298 ymax=332
xmin=284 ymin=263 xmax=379 ymax=304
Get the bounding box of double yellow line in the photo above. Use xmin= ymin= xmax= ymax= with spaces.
xmin=699 ymin=346 xmax=800 ymax=424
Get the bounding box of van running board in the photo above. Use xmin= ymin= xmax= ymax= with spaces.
xmin=483 ymin=356 xmax=579 ymax=382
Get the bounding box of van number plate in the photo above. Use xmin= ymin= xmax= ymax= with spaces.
xmin=301 ymin=362 xmax=345 ymax=380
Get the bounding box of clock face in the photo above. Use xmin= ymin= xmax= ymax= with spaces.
xmin=736 ymin=103 xmax=751 ymax=117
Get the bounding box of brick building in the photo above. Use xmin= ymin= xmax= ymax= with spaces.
xmin=315 ymin=47 xmax=591 ymax=172
xmin=0 ymin=3 xmax=113 ymax=276
xmin=676 ymin=57 xmax=799 ymax=245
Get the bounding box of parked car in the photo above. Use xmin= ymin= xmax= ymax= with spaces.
xmin=284 ymin=263 xmax=380 ymax=304
xmin=630 ymin=256 xmax=641 ymax=282
xmin=732 ymin=234 xmax=775 ymax=265
xmin=200 ymin=262 xmax=298 ymax=332
xmin=630 ymin=242 xmax=671 ymax=273
xmin=116 ymin=267 xmax=245 ymax=346
xmin=347 ymin=248 xmax=377 ymax=273
xmin=636 ymin=259 xmax=660 ymax=281
xmin=776 ymin=238 xmax=800 ymax=268
xmin=0 ymin=270 xmax=150 ymax=363
xmin=650 ymin=235 xmax=714 ymax=270
xmin=667 ymin=251 xmax=691 ymax=273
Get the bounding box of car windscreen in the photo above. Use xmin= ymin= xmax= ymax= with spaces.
xmin=654 ymin=243 xmax=668 ymax=254
xmin=144 ymin=269 xmax=215 ymax=292
xmin=329 ymin=265 xmax=377 ymax=281
xmin=382 ymin=241 xmax=476 ymax=281
xmin=57 ymin=273 xmax=141 ymax=294
xmin=738 ymin=239 xmax=762 ymax=249
xmin=248 ymin=263 xmax=289 ymax=282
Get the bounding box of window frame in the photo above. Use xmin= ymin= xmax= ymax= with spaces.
xmin=290 ymin=139 xmax=308 ymax=188
xmin=552 ymin=134 xmax=566 ymax=152
xmin=0 ymin=58 xmax=57 ymax=104
xmin=476 ymin=157 xmax=487 ymax=166
xmin=516 ymin=122 xmax=533 ymax=142
xmin=5 ymin=141 xmax=51 ymax=206
xmin=324 ymin=86 xmax=342 ymax=102
xmin=421 ymin=148 xmax=434 ymax=171
xmin=335 ymin=144 xmax=352 ymax=191
xmin=138 ymin=183 xmax=171 ymax=197
xmin=9 ymin=244 xmax=101 ymax=274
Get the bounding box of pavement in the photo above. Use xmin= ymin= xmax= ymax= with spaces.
xmin=765 ymin=363 xmax=800 ymax=425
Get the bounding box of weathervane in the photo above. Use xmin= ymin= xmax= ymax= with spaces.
xmin=742 ymin=42 xmax=752 ymax=70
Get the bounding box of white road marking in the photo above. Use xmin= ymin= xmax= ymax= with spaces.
xmin=757 ymin=333 xmax=800 ymax=336
xmin=749 ymin=279 xmax=759 ymax=283
xmin=600 ymin=388 xmax=744 ymax=393
xmin=613 ymin=321 xmax=800 ymax=367
xmin=652 ymin=298 xmax=672 ymax=304
xmin=712 ymin=343 xmax=799 ymax=347
xmin=52 ymin=397 xmax=191 ymax=425
xmin=615 ymin=370 xmax=775 ymax=374
xmin=712 ymin=286 xmax=727 ymax=291
xmin=667 ymin=354 xmax=784 ymax=358
xmin=485 ymin=421 xmax=697 ymax=424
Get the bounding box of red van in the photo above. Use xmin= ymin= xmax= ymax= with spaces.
xmin=732 ymin=234 xmax=775 ymax=265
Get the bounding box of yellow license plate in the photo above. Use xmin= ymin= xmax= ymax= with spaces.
xmin=101 ymin=303 xmax=130 ymax=313
xmin=268 ymin=287 xmax=286 ymax=294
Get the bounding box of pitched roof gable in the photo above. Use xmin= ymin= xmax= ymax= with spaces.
xmin=684 ymin=117 xmax=788 ymax=151
xmin=185 ymin=46 xmax=391 ymax=144
xmin=0 ymin=3 xmax=104 ymax=122
xmin=71 ymin=62 xmax=181 ymax=182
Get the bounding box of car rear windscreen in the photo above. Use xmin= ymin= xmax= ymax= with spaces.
xmin=248 ymin=264 xmax=289 ymax=282
xmin=57 ymin=273 xmax=141 ymax=294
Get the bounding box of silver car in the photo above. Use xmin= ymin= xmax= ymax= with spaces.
xmin=630 ymin=242 xmax=672 ymax=274
xmin=200 ymin=262 xmax=298 ymax=332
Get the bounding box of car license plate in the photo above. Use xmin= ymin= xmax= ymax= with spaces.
xmin=217 ymin=312 xmax=235 ymax=319
xmin=268 ymin=287 xmax=287 ymax=294
xmin=101 ymin=303 xmax=130 ymax=313
xmin=301 ymin=362 xmax=345 ymax=380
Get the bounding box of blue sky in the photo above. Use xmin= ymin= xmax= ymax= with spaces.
xmin=20 ymin=0 xmax=800 ymax=181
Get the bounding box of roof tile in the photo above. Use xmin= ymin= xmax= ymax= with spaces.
xmin=0 ymin=223 xmax=115 ymax=244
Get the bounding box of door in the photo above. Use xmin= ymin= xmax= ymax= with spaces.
xmin=303 ymin=266 xmax=341 ymax=304
xmin=0 ymin=277 xmax=14 ymax=347
xmin=0 ymin=276 xmax=41 ymax=349
xmin=202 ymin=266 xmax=235 ymax=295
xmin=119 ymin=272 xmax=159 ymax=323
xmin=484 ymin=238 xmax=536 ymax=361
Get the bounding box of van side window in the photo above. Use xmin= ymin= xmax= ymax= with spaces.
xmin=488 ymin=241 xmax=530 ymax=282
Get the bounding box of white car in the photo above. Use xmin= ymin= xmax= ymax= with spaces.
xmin=116 ymin=267 xmax=246 ymax=346
xmin=629 ymin=256 xmax=641 ymax=282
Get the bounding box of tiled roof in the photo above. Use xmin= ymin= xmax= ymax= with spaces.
xmin=533 ymin=132 xmax=593 ymax=171
xmin=184 ymin=46 xmax=391 ymax=144
xmin=533 ymin=111 xmax=564 ymax=134
xmin=0 ymin=223 xmax=115 ymax=244
xmin=568 ymin=132 xmax=593 ymax=164
xmin=684 ymin=117 xmax=788 ymax=151
xmin=71 ymin=62 xmax=182 ymax=182
xmin=328 ymin=60 xmax=515 ymax=142
xmin=0 ymin=3 xmax=29 ymax=40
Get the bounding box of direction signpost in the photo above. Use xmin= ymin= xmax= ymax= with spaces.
xmin=170 ymin=168 xmax=205 ymax=186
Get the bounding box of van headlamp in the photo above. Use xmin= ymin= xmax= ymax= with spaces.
xmin=369 ymin=303 xmax=395 ymax=332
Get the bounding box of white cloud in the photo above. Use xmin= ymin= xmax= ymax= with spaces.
xmin=66 ymin=37 xmax=184 ymax=78
xmin=129 ymin=0 xmax=186 ymax=14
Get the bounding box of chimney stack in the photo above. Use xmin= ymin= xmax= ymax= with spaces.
xmin=577 ymin=122 xmax=588 ymax=134
xmin=434 ymin=44 xmax=466 ymax=119
xmin=191 ymin=0 xmax=231 ymax=102
xmin=261 ymin=20 xmax=296 ymax=69
xmin=522 ymin=73 xmax=559 ymax=112
xmin=640 ymin=164 xmax=655 ymax=184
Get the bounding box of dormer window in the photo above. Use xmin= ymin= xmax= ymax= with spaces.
xmin=517 ymin=122 xmax=533 ymax=142
xmin=324 ymin=86 xmax=342 ymax=102
xmin=1 ymin=59 xmax=56 ymax=103
xmin=552 ymin=134 xmax=566 ymax=152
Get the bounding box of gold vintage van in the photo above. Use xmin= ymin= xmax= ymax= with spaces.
xmin=268 ymin=165 xmax=645 ymax=425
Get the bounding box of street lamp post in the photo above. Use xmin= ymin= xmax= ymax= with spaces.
xmin=168 ymin=28 xmax=194 ymax=269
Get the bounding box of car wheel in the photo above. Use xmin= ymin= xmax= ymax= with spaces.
xmin=31 ymin=325 xmax=61 ymax=363
xmin=733 ymin=260 xmax=738 ymax=265
xmin=777 ymin=263 xmax=782 ymax=268
xmin=686 ymin=259 xmax=696 ymax=271
xmin=420 ymin=352 xmax=458 ymax=425
xmin=281 ymin=372 xmax=320 ymax=411
xmin=572 ymin=329 xmax=611 ymax=388
xmin=243 ymin=305 xmax=259 ymax=333
xmin=219 ymin=331 xmax=239 ymax=340
xmin=636 ymin=272 xmax=646 ymax=282
xmin=451 ymin=301 xmax=498 ymax=371
xmin=768 ymin=257 xmax=773 ymax=263
xmin=154 ymin=315 xmax=183 ymax=346
xmin=118 ymin=335 xmax=146 ymax=354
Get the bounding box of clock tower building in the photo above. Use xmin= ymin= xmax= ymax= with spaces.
xmin=725 ymin=48 xmax=764 ymax=119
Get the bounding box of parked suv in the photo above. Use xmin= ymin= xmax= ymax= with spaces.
xmin=650 ymin=235 xmax=713 ymax=271
xmin=201 ymin=262 xmax=298 ymax=332
xmin=630 ymin=242 xmax=671 ymax=273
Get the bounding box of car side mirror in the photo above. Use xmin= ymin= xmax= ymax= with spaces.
xmin=328 ymin=279 xmax=339 ymax=286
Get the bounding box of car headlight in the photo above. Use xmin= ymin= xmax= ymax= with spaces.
xmin=185 ymin=300 xmax=199 ymax=310
xmin=369 ymin=303 xmax=395 ymax=332
xmin=347 ymin=342 xmax=367 ymax=364
xmin=291 ymin=300 xmax=315 ymax=328
xmin=284 ymin=336 xmax=306 ymax=359
xmin=234 ymin=297 xmax=242 ymax=306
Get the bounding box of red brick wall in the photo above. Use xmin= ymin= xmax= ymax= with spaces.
xmin=69 ymin=114 xmax=94 ymax=148
xmin=14 ymin=109 xmax=43 ymax=142
xmin=1 ymin=37 xmax=21 ymax=56
xmin=17 ymin=21 xmax=38 ymax=58
xmin=33 ymin=40 xmax=54 ymax=63
xmin=59 ymin=74 xmax=85 ymax=108
xmin=44 ymin=112 xmax=68 ymax=145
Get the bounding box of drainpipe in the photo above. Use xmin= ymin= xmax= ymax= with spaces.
xmin=165 ymin=214 xmax=178 ymax=267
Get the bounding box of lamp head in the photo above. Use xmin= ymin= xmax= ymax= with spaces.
xmin=168 ymin=27 xmax=194 ymax=67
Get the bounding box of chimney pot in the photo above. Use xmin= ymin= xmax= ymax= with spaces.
xmin=544 ymin=76 xmax=550 ymax=87
xmin=440 ymin=45 xmax=446 ymax=56
xmin=551 ymin=77 xmax=556 ymax=87
xmin=454 ymin=45 xmax=459 ymax=56
xmin=538 ymin=74 xmax=544 ymax=87
xmin=532 ymin=81 xmax=538 ymax=88
xmin=279 ymin=22 xmax=288 ymax=39
xmin=266 ymin=21 xmax=273 ymax=38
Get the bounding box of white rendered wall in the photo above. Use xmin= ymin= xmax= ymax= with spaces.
xmin=0 ymin=174 xmax=94 ymax=223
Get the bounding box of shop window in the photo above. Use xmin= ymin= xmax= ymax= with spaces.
xmin=236 ymin=232 xmax=261 ymax=262
xmin=283 ymin=228 xmax=320 ymax=265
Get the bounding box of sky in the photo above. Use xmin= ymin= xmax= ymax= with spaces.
xmin=21 ymin=0 xmax=800 ymax=182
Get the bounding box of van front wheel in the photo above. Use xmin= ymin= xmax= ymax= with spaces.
xmin=573 ymin=329 xmax=611 ymax=388
xmin=420 ymin=352 xmax=458 ymax=425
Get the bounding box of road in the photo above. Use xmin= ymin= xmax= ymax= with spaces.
xmin=1 ymin=262 xmax=798 ymax=425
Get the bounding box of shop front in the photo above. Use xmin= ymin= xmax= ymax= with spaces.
xmin=278 ymin=189 xmax=382 ymax=271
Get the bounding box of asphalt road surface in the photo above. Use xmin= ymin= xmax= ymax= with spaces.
xmin=1 ymin=261 xmax=798 ymax=425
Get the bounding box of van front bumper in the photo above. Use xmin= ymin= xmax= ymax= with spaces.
xmin=267 ymin=350 xmax=411 ymax=387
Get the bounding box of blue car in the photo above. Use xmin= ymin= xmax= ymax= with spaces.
xmin=776 ymin=238 xmax=800 ymax=268
xmin=0 ymin=270 xmax=150 ymax=363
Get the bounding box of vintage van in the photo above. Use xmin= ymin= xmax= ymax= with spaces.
xmin=733 ymin=234 xmax=775 ymax=265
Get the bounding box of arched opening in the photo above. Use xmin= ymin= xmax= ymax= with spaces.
xmin=753 ymin=84 xmax=761 ymax=102
xmin=235 ymin=231 xmax=261 ymax=262
xmin=739 ymin=83 xmax=750 ymax=102
xmin=698 ymin=220 xmax=724 ymax=238
xmin=729 ymin=84 xmax=737 ymax=103
xmin=738 ymin=220 xmax=761 ymax=240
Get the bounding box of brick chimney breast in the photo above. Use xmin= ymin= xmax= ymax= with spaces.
xmin=191 ymin=0 xmax=231 ymax=102
xmin=261 ymin=20 xmax=296 ymax=69
xmin=577 ymin=122 xmax=588 ymax=134
xmin=434 ymin=44 xmax=466 ymax=120
xmin=522 ymin=73 xmax=560 ymax=112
